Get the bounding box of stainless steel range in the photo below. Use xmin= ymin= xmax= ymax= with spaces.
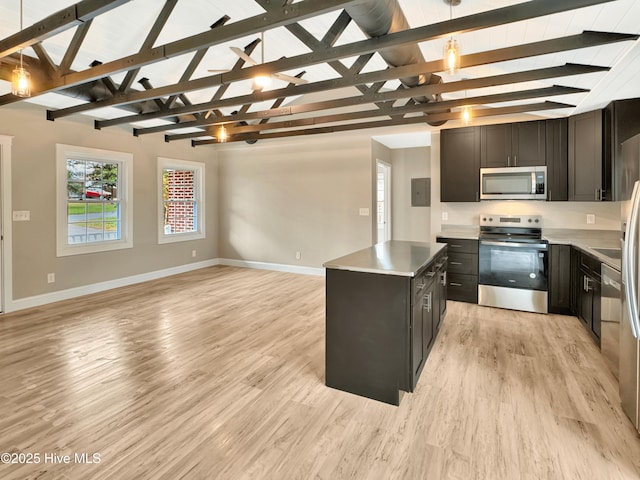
xmin=478 ymin=214 xmax=548 ymax=314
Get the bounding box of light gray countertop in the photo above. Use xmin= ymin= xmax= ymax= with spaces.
xmin=323 ymin=240 xmax=446 ymax=277
xmin=436 ymin=227 xmax=621 ymax=271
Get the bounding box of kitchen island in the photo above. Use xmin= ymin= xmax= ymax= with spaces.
xmin=324 ymin=241 xmax=448 ymax=405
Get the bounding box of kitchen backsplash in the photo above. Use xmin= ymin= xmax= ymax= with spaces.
xmin=440 ymin=201 xmax=620 ymax=230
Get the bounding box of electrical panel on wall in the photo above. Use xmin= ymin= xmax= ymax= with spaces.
xmin=411 ymin=178 xmax=430 ymax=207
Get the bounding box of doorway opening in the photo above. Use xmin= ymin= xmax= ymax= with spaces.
xmin=376 ymin=161 xmax=391 ymax=244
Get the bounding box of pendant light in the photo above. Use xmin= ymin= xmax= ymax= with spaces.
xmin=460 ymin=84 xmax=473 ymax=125
xmin=252 ymin=32 xmax=271 ymax=90
xmin=11 ymin=0 xmax=31 ymax=97
xmin=461 ymin=105 xmax=472 ymax=124
xmin=218 ymin=125 xmax=228 ymax=143
xmin=443 ymin=0 xmax=461 ymax=75
xmin=460 ymin=83 xmax=472 ymax=125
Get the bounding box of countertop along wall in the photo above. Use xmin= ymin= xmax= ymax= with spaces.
xmin=2 ymin=102 xmax=218 ymax=304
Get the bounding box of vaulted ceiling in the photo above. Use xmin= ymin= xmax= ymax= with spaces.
xmin=0 ymin=0 xmax=639 ymax=145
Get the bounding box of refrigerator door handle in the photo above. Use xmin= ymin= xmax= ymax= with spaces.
xmin=623 ymin=180 xmax=640 ymax=339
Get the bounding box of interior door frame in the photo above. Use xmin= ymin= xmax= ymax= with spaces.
xmin=376 ymin=160 xmax=392 ymax=244
xmin=0 ymin=135 xmax=13 ymax=313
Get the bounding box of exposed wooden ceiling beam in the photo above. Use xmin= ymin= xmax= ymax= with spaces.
xmin=118 ymin=0 xmax=179 ymax=93
xmin=58 ymin=19 xmax=93 ymax=75
xmin=0 ymin=0 xmax=363 ymax=108
xmin=166 ymin=90 xmax=580 ymax=141
xmin=132 ymin=64 xmax=603 ymax=136
xmin=0 ymin=0 xmax=132 ymax=58
xmin=38 ymin=0 xmax=623 ymax=119
xmin=191 ymin=101 xmax=575 ymax=145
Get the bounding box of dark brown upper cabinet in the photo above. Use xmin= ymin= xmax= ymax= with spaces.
xmin=568 ymin=110 xmax=604 ymax=201
xmin=480 ymin=121 xmax=546 ymax=168
xmin=545 ymin=118 xmax=568 ymax=201
xmin=568 ymin=98 xmax=640 ymax=202
xmin=440 ymin=126 xmax=481 ymax=202
xmin=608 ymin=98 xmax=640 ymax=201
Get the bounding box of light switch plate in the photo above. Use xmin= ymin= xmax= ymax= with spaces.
xmin=359 ymin=208 xmax=370 ymax=216
xmin=442 ymin=212 xmax=449 ymax=221
xmin=13 ymin=210 xmax=30 ymax=221
xmin=586 ymin=214 xmax=595 ymax=225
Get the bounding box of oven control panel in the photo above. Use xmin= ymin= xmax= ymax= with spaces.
xmin=479 ymin=214 xmax=542 ymax=227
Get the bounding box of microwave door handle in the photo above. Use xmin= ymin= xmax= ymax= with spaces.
xmin=531 ymin=172 xmax=536 ymax=194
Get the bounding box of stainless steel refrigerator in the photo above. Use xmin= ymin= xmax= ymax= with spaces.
xmin=621 ymin=132 xmax=640 ymax=434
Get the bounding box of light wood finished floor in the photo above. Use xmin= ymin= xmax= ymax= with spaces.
xmin=1 ymin=266 xmax=639 ymax=479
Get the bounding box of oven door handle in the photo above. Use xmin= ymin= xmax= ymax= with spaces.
xmin=480 ymin=241 xmax=548 ymax=250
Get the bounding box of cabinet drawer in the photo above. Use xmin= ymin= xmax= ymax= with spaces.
xmin=447 ymin=252 xmax=478 ymax=275
xmin=413 ymin=268 xmax=437 ymax=296
xmin=580 ymin=251 xmax=602 ymax=277
xmin=437 ymin=237 xmax=478 ymax=254
xmin=447 ymin=273 xmax=478 ymax=303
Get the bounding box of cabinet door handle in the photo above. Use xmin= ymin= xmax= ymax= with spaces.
xmin=450 ymin=244 xmax=462 ymax=248
xmin=450 ymin=261 xmax=462 ymax=265
xmin=450 ymin=282 xmax=463 ymax=287
xmin=441 ymin=271 xmax=447 ymax=287
xmin=507 ymin=155 xmax=511 ymax=167
xmin=514 ymin=155 xmax=517 ymax=166
xmin=595 ymin=188 xmax=601 ymax=201
xmin=425 ymin=271 xmax=436 ymax=278
xmin=423 ymin=292 xmax=432 ymax=312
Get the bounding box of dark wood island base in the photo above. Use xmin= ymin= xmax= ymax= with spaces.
xmin=324 ymin=241 xmax=448 ymax=405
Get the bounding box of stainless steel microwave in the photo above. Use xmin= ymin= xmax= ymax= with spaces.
xmin=480 ymin=166 xmax=547 ymax=200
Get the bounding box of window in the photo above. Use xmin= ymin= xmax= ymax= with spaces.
xmin=158 ymin=157 xmax=205 ymax=244
xmin=56 ymin=144 xmax=133 ymax=257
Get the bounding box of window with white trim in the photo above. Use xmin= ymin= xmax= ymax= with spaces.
xmin=56 ymin=144 xmax=133 ymax=257
xmin=158 ymin=157 xmax=205 ymax=244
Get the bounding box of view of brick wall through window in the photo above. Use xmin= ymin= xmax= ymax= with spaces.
xmin=164 ymin=169 xmax=196 ymax=234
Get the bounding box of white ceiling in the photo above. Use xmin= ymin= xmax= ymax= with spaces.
xmin=1 ymin=0 xmax=640 ymax=130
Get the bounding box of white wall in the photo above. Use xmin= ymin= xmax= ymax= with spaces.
xmin=2 ymin=103 xmax=218 ymax=301
xmin=217 ymin=130 xmax=378 ymax=268
xmin=390 ymin=146 xmax=431 ymax=241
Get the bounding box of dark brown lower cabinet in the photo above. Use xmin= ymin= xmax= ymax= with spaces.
xmin=437 ymin=237 xmax=478 ymax=303
xmin=576 ymin=251 xmax=602 ymax=346
xmin=548 ymin=244 xmax=572 ymax=314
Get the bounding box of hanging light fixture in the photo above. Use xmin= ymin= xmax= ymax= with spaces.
xmin=218 ymin=125 xmax=228 ymax=143
xmin=252 ymin=32 xmax=271 ymax=90
xmin=11 ymin=0 xmax=31 ymax=97
xmin=443 ymin=0 xmax=461 ymax=76
xmin=461 ymin=83 xmax=472 ymax=125
xmin=461 ymin=105 xmax=472 ymax=124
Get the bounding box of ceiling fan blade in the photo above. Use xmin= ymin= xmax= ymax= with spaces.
xmin=273 ymin=73 xmax=308 ymax=85
xmin=230 ymin=46 xmax=258 ymax=66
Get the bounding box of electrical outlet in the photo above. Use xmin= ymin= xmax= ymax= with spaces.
xmin=586 ymin=214 xmax=595 ymax=225
xmin=191 ymin=250 xmax=197 ymax=257
xmin=442 ymin=211 xmax=449 ymax=221
xmin=47 ymin=273 xmax=55 ymax=284
xmin=359 ymin=208 xmax=370 ymax=216
xmin=12 ymin=210 xmax=30 ymax=221
xmin=295 ymin=251 xmax=301 ymax=260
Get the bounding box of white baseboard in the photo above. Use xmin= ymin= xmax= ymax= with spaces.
xmin=218 ymin=258 xmax=325 ymax=277
xmin=5 ymin=259 xmax=221 ymax=313
xmin=6 ymin=258 xmax=325 ymax=313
